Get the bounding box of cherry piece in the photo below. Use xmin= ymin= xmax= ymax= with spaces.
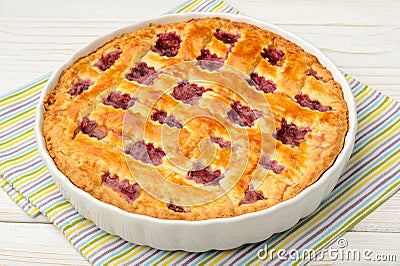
xmin=94 ymin=49 xmax=122 ymax=71
xmin=80 ymin=117 xmax=105 ymax=140
xmin=102 ymin=172 xmax=140 ymax=203
xmin=196 ymin=49 xmax=224 ymax=71
xmin=249 ymin=72 xmax=277 ymax=94
xmin=214 ymin=29 xmax=240 ymax=44
xmin=239 ymin=186 xmax=265 ymax=205
xmin=125 ymin=62 xmax=157 ymax=85
xmin=259 ymin=156 xmax=285 ymax=174
xmin=295 ymin=94 xmax=332 ymax=112
xmin=125 ymin=140 xmax=166 ymax=166
xmin=103 ymin=91 xmax=135 ymax=110
xmin=210 ymin=136 xmax=231 ymax=149
xmin=68 ymin=79 xmax=94 ymax=96
xmin=227 ymin=101 xmax=261 ymax=127
xmin=151 ymin=32 xmax=182 ymax=57
xmin=273 ymin=119 xmax=310 ymax=147
xmin=171 ymin=81 xmax=210 ymax=105
xmin=187 ymin=166 xmax=223 ymax=186
xmin=261 ymin=48 xmax=285 ymax=66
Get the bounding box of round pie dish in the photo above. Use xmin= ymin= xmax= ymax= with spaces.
xmin=35 ymin=13 xmax=357 ymax=251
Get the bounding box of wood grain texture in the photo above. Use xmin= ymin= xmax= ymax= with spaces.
xmin=0 ymin=0 xmax=399 ymax=264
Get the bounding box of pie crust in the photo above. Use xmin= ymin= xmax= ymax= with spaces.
xmin=43 ymin=17 xmax=348 ymax=220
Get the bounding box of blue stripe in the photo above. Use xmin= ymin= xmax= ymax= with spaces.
xmin=357 ymin=93 xmax=386 ymax=118
xmin=330 ymin=139 xmax=400 ymax=198
xmin=0 ymin=73 xmax=49 ymax=101
xmin=298 ymin=176 xmax=399 ymax=264
xmin=24 ymin=179 xmax=54 ymax=198
xmin=353 ymin=112 xmax=399 ymax=151
xmin=0 ymin=101 xmax=38 ymax=123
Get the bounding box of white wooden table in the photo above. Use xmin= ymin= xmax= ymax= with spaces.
xmin=0 ymin=1 xmax=399 ymax=265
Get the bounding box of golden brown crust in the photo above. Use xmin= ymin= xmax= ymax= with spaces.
xmin=43 ymin=17 xmax=349 ymax=220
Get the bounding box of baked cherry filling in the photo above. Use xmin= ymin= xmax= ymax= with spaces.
xmin=151 ymin=32 xmax=182 ymax=57
xmin=167 ymin=203 xmax=189 ymax=213
xmin=210 ymin=136 xmax=231 ymax=149
xmin=171 ymin=81 xmax=210 ymax=105
xmin=259 ymin=156 xmax=285 ymax=174
xmin=68 ymin=79 xmax=94 ymax=96
xmin=151 ymin=109 xmax=183 ymax=129
xmin=261 ymin=48 xmax=285 ymax=66
xmin=196 ymin=49 xmax=225 ymax=71
xmin=125 ymin=62 xmax=157 ymax=85
xmin=102 ymin=172 xmax=140 ymax=203
xmin=274 ymin=119 xmax=311 ymax=147
xmin=94 ymin=48 xmax=122 ymax=71
xmin=306 ymin=69 xmax=323 ymax=81
xmin=125 ymin=140 xmax=166 ymax=166
xmin=103 ymin=91 xmax=135 ymax=110
xmin=187 ymin=166 xmax=223 ymax=186
xmin=295 ymin=94 xmax=332 ymax=112
xmin=80 ymin=117 xmax=105 ymax=140
xmin=214 ymin=29 xmax=240 ymax=44
xmin=248 ymin=72 xmax=277 ymax=94
xmin=239 ymin=186 xmax=265 ymax=205
xmin=227 ymin=101 xmax=261 ymax=127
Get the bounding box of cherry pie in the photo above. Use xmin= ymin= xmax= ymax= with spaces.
xmin=43 ymin=17 xmax=348 ymax=220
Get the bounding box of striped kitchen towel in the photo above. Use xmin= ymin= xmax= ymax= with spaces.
xmin=1 ymin=0 xmax=399 ymax=265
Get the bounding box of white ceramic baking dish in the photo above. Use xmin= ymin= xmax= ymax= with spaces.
xmin=35 ymin=12 xmax=357 ymax=252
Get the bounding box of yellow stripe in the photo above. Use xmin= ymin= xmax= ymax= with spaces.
xmin=112 ymin=246 xmax=147 ymax=265
xmin=29 ymin=185 xmax=57 ymax=202
xmin=348 ymin=123 xmax=399 ymax=165
xmin=0 ymin=129 xmax=34 ymax=149
xmin=65 ymin=220 xmax=92 ymax=238
xmin=83 ymin=235 xmax=118 ymax=256
xmin=13 ymin=167 xmax=47 ymax=187
xmin=208 ymin=250 xmax=234 ymax=265
xmin=0 ymin=84 xmax=43 ymax=107
xmin=47 ymin=203 xmax=71 ymax=218
xmin=262 ymin=154 xmax=399 ymax=257
xmin=0 ymin=151 xmax=37 ymax=172
xmin=358 ymin=98 xmax=395 ymax=128
xmin=208 ymin=0 xmax=224 ymax=12
xmin=178 ymin=0 xmax=203 ymax=13
xmin=162 ymin=251 xmax=186 ymax=266
xmin=354 ymin=86 xmax=372 ymax=103
xmin=0 ymin=107 xmax=36 ymax=130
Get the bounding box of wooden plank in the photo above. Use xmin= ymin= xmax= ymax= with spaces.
xmin=0 ymin=222 xmax=88 ymax=266
xmin=0 ymin=222 xmax=398 ymax=265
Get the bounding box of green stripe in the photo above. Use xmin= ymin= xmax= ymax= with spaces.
xmin=0 ymin=105 xmax=36 ymax=129
xmin=28 ymin=182 xmax=54 ymax=200
xmin=250 ymin=150 xmax=398 ymax=256
xmin=350 ymin=120 xmax=398 ymax=158
xmin=0 ymin=79 xmax=46 ymax=105
xmin=45 ymin=200 xmax=70 ymax=215
xmin=103 ymin=245 xmax=138 ymax=265
xmin=79 ymin=233 xmax=110 ymax=252
xmin=0 ymin=127 xmax=33 ymax=148
xmin=358 ymin=97 xmax=389 ymax=124
xmin=153 ymin=251 xmax=177 ymax=265
xmin=208 ymin=0 xmax=224 ymax=11
xmin=198 ymin=251 xmax=221 ymax=266
xmin=245 ymin=154 xmax=399 ymax=265
xmin=353 ymin=85 xmax=368 ymax=98
xmin=11 ymin=165 xmax=46 ymax=185
xmin=62 ymin=217 xmax=87 ymax=234
xmin=293 ymin=180 xmax=399 ymax=266
xmin=176 ymin=0 xmax=202 ymax=13
xmin=0 ymin=148 xmax=36 ymax=168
